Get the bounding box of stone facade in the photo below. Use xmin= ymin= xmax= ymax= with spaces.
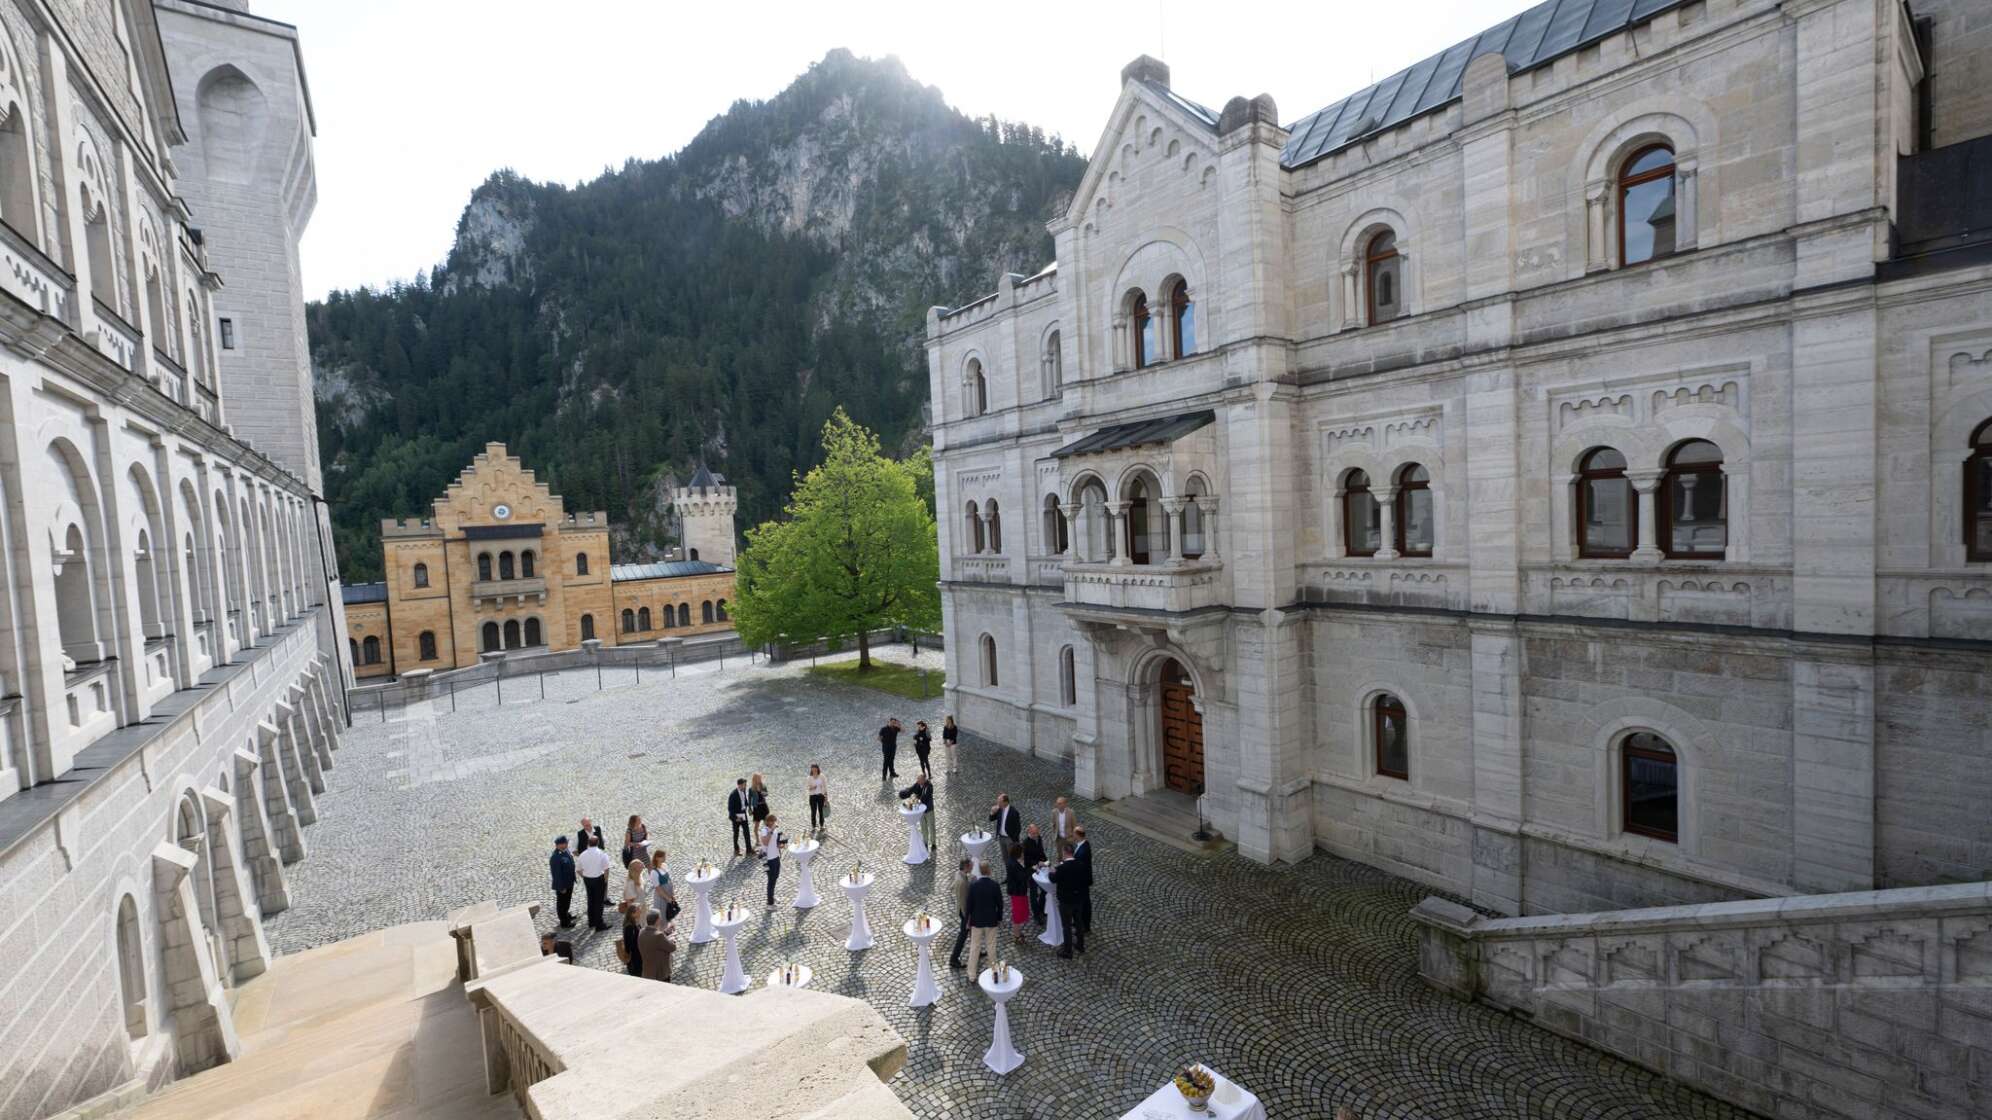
xmin=928 ymin=0 xmax=1992 ymax=916
xmin=346 ymin=443 xmax=737 ymax=678
xmin=0 ymin=2 xmax=345 ymax=1116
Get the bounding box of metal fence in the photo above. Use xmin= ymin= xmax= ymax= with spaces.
xmin=345 ymin=628 xmax=943 ymax=721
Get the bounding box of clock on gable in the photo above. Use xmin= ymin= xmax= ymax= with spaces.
xmin=492 ymin=504 xmax=512 ymax=521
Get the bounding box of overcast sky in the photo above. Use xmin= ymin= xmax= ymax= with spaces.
xmin=254 ymin=0 xmax=1527 ymax=301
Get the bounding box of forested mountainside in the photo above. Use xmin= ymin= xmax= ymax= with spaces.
xmin=310 ymin=49 xmax=1086 ymax=581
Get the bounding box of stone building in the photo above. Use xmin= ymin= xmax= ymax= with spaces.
xmin=0 ymin=1 xmax=345 ymax=1117
xmin=929 ymin=0 xmax=1992 ymax=918
xmin=344 ymin=443 xmax=738 ymax=678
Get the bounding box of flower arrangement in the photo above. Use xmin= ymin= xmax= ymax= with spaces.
xmin=1174 ymin=1065 xmax=1215 ymax=1112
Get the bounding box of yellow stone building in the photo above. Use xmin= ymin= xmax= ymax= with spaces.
xmin=344 ymin=444 xmax=738 ymax=678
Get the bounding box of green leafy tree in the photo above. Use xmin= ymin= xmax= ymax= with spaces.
xmin=733 ymin=409 xmax=939 ymax=669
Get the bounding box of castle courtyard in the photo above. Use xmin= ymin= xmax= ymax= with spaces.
xmin=265 ymin=650 xmax=1738 ymax=1120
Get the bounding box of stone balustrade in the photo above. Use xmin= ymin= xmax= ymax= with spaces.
xmin=1063 ymin=557 xmax=1226 ymax=614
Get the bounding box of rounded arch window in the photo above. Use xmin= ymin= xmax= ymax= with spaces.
xmin=418 ymin=630 xmax=437 ymax=661
xmin=979 ymin=633 xmax=999 ymax=687
xmin=1059 ymin=645 xmax=1076 ymax=705
xmin=986 ymin=499 xmax=1002 ymax=554
xmin=361 ymin=635 xmax=381 ymax=664
xmin=965 ymin=500 xmax=985 ymax=554
xmin=1365 ymin=230 xmax=1402 ymax=325
xmin=498 ymin=551 xmax=515 ymax=581
xmin=412 ymin=561 xmax=429 ymax=589
xmin=1131 ymin=292 xmax=1154 ymax=369
xmin=1182 ymin=476 xmax=1211 ymax=559
xmin=1169 ymin=279 xmax=1195 ymax=358
xmin=1343 ymin=470 xmax=1380 ymax=557
xmin=1123 ymin=473 xmax=1164 ymax=565
xmin=502 ymin=619 xmax=522 ymax=649
xmin=349 ymin=637 xmax=360 ymax=664
xmin=1396 ymin=464 xmax=1432 ymax=557
xmin=482 ymin=621 xmax=500 ymax=652
xmin=524 ymin=617 xmax=542 ymax=647
xmin=1043 ymin=494 xmax=1067 ymax=555
xmin=116 ymin=894 xmax=146 ymax=1039
xmin=1660 ymin=440 xmax=1726 ymax=559
xmin=477 ymin=553 xmax=493 ymax=581
xmin=1967 ymin=419 xmax=1992 ymax=562
xmin=661 ymin=604 xmax=675 ymax=629
xmin=1576 ymin=448 xmax=1634 ymax=558
xmin=1042 ymin=329 xmax=1063 ymax=399
xmin=1621 ymin=731 xmax=1679 ymax=842
xmin=620 ymin=608 xmax=635 ymax=633
xmin=967 ymin=358 xmax=987 ymax=417
xmin=1618 ymin=144 xmax=1677 ymax=267
xmin=580 ymin=614 xmax=596 ymax=641
xmin=716 ymin=599 xmax=729 ymax=621
xmin=576 ymin=551 xmax=590 ymax=576
xmin=520 ymin=550 xmax=536 ymax=579
xmin=701 ymin=600 xmax=715 ymax=625
xmin=638 ymin=606 xmax=652 ymax=631
xmin=677 ymin=603 xmax=691 ymax=627
xmin=1373 ymin=693 xmax=1408 ymax=780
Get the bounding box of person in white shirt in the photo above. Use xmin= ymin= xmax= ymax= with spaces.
xmin=622 ymin=858 xmax=650 ymax=924
xmin=806 ymin=764 xmax=829 ymax=833
xmin=1052 ymin=796 xmax=1077 ymax=849
xmin=759 ymin=814 xmax=787 ymax=906
xmin=575 ymin=836 xmax=615 ymax=930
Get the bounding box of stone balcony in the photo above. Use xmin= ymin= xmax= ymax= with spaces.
xmin=0 ymin=216 xmax=74 ymax=325
xmin=1062 ymin=558 xmax=1227 ymax=615
xmin=471 ymin=576 xmax=547 ymax=605
xmin=954 ymin=555 xmax=1012 ymax=583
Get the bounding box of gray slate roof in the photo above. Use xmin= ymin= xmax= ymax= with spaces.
xmin=342 ymin=582 xmax=388 ymax=604
xmin=1280 ymin=0 xmax=1688 ymax=169
xmin=1052 ymin=410 xmax=1216 ymax=459
xmin=610 ymin=560 xmax=731 ymax=582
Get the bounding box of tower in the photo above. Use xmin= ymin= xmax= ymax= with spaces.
xmin=674 ymin=466 xmax=738 ymax=567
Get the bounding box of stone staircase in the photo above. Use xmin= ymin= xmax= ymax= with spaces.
xmin=1092 ymin=789 xmax=1232 ymax=855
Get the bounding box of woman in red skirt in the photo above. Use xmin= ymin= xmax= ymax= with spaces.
xmin=1004 ymin=842 xmax=1031 ymax=927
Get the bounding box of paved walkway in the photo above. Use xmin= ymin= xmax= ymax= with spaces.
xmin=269 ymin=650 xmax=1740 ymax=1119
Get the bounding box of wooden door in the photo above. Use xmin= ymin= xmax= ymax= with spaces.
xmin=1158 ymin=660 xmax=1204 ymax=794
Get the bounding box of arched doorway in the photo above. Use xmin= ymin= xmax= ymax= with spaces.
xmin=1157 ymin=658 xmax=1204 ymax=793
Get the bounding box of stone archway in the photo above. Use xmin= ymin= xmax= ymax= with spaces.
xmin=1157 ymin=658 xmax=1205 ymax=794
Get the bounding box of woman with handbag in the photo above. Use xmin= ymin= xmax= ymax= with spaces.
xmin=806 ymin=764 xmax=829 ymax=833
xmin=617 ymin=899 xmax=643 ymax=975
xmin=648 ymin=849 xmax=680 ymax=921
xmin=748 ymin=774 xmax=770 ymax=826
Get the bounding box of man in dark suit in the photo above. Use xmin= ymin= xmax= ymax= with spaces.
xmin=946 ymin=858 xmax=972 ymax=969
xmin=898 ymin=774 xmax=936 ymax=850
xmin=1050 ymin=843 xmax=1086 ymax=958
xmin=987 ymin=793 xmax=1021 ymax=844
xmin=879 ymin=718 xmax=903 ymax=780
xmin=1072 ymin=825 xmax=1094 ymax=934
xmin=726 ymin=778 xmax=752 ymax=856
xmin=964 ymin=863 xmax=1005 ymax=977
xmin=548 ymin=835 xmax=576 ymax=928
xmin=1021 ymin=824 xmax=1048 ymax=925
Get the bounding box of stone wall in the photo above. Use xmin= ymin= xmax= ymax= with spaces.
xmin=1413 ymin=883 xmax=1992 ymax=1120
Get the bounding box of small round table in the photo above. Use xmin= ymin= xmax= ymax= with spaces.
xmin=899 ymin=804 xmax=930 ymax=865
xmin=685 ymin=867 xmax=721 ymax=944
xmin=765 ymin=964 xmax=813 ymax=990
xmin=790 ymin=839 xmax=822 ymax=909
xmin=903 ymin=917 xmax=942 ymax=1007
xmin=841 ymin=872 xmax=876 ymax=951
xmin=961 ymin=830 xmax=993 ymax=869
xmin=712 ymin=907 xmax=750 ymax=994
xmin=1033 ymin=868 xmax=1063 ymax=947
xmin=977 ymin=966 xmax=1025 ymax=1074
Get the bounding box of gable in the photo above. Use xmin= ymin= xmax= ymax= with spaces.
xmin=429 ymin=443 xmax=567 ymax=532
xmin=1065 ymin=80 xmax=1222 ymax=233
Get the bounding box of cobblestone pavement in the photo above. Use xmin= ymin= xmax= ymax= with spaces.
xmin=271 ymin=649 xmax=1741 ymax=1120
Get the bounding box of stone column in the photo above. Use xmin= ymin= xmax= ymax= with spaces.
xmin=1674 ymin=158 xmax=1699 ymax=251
xmin=1584 ymin=181 xmax=1610 ymax=272
xmin=1340 ymin=261 xmax=1362 ymax=330
xmin=1374 ymin=487 xmax=1401 ymax=560
xmin=1063 ymin=507 xmax=1084 ymax=564
xmin=233 ymin=748 xmax=289 ymax=913
xmin=200 ymin=785 xmax=271 ymax=981
xmin=1162 ymin=498 xmax=1187 ymax=563
xmin=1105 ymin=502 xmax=1130 ymax=566
xmin=1201 ymin=498 xmax=1221 ymax=560
xmin=1628 ymin=469 xmax=1664 ymax=563
xmin=152 ymin=842 xmax=241 ymax=1074
xmin=256 ymin=720 xmax=307 ymax=863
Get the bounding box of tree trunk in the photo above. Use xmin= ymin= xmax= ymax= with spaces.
xmin=857 ymin=628 xmax=871 ymax=671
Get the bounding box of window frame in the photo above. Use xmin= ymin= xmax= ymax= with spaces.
xmin=1168 ymin=279 xmax=1193 ymax=358
xmin=1131 ymin=292 xmax=1152 ymax=369
xmin=1575 ymin=448 xmax=1636 ymax=560
xmin=412 ymin=561 xmax=429 ymax=589
xmin=1968 ymin=419 xmax=1992 ymax=562
xmin=1343 ymin=470 xmax=1379 ymax=558
xmin=1616 ymin=144 xmax=1677 ymax=268
xmin=418 ymin=630 xmax=437 ymax=661
xmin=1395 ymin=464 xmax=1432 ymax=558
xmin=1364 ymin=230 xmax=1402 ymax=326
xmin=1620 ymin=733 xmax=1680 ymax=843
xmin=576 ymin=551 xmax=590 ymax=576
xmin=1658 ymin=440 xmax=1726 ymax=561
xmin=1372 ymin=693 xmax=1409 ymax=780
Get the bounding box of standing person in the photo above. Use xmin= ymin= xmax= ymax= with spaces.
xmin=946 ymin=858 xmax=973 ymax=969
xmin=622 ymin=858 xmax=651 ymax=925
xmin=964 ymin=863 xmax=1004 ymax=978
xmin=1003 ymin=843 xmax=1030 ymax=929
xmin=637 ymin=911 xmax=675 ymax=981
xmin=942 ymin=715 xmax=960 ymax=774
xmin=878 ymin=718 xmax=902 ymax=780
xmin=1051 ymin=797 xmax=1077 ymax=851
xmin=988 ymin=793 xmax=1021 ymax=845
xmin=1021 ymin=825 xmax=1049 ymax=925
xmin=619 ymin=899 xmax=644 ymax=976
xmin=548 ymin=836 xmax=576 ymax=929
xmin=576 ymin=830 xmax=615 ymax=930
xmin=806 ymin=764 xmax=829 ymax=833
xmin=624 ymin=814 xmax=650 ymax=867
xmin=898 ymin=774 xmax=936 ymax=852
xmin=758 ymin=813 xmax=786 ymax=907
xmin=1051 ymin=844 xmax=1087 ymax=958
xmin=648 ymin=849 xmax=678 ymax=921
xmin=1073 ymin=825 xmax=1095 ymax=935
xmin=912 ymin=721 xmax=933 ymax=777
xmin=727 ymin=779 xmax=752 ymax=857
xmin=578 ymin=817 xmax=605 ymax=853
xmin=748 ymin=774 xmax=770 ymax=829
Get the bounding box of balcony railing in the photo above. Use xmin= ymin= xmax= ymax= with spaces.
xmin=90 ymin=297 xmax=139 ymax=371
xmin=955 ymin=556 xmax=1011 ymax=583
xmin=1063 ymin=557 xmax=1226 ymax=614
xmin=1028 ymin=557 xmax=1065 ymax=586
xmin=471 ymin=576 xmax=547 ymax=603
xmin=0 ymin=217 xmax=74 ymax=325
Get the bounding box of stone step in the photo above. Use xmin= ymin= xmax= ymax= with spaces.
xmin=1093 ymin=790 xmax=1232 ymax=856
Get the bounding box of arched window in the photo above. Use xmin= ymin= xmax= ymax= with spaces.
xmin=55 ymin=523 xmax=99 ymax=661
xmin=716 ymin=599 xmax=729 ymax=621
xmin=580 ymin=614 xmax=596 ymax=641
xmin=482 ymin=621 xmax=500 ymax=652
xmin=638 ymin=606 xmax=652 ymax=631
xmin=1043 ymin=495 xmax=1067 ymax=555
xmin=477 ymin=553 xmax=493 ymax=581
xmin=362 ymin=635 xmax=381 ymax=664
xmin=503 ymin=619 xmax=522 ymax=649
xmin=661 ymin=605 xmax=675 ymax=629
xmin=1396 ymin=464 xmax=1433 ymax=557
xmin=1059 ymin=645 xmax=1076 ymax=706
xmin=1124 ymin=474 xmax=1163 ymax=565
xmin=1621 ymin=731 xmax=1679 ymax=842
xmin=1183 ymin=476 xmax=1210 ymax=559
xmin=86 ymin=208 xmax=114 ymax=307
xmin=1576 ymin=448 xmax=1634 ymax=558
xmin=1169 ymin=279 xmax=1195 ymax=358
xmin=1373 ymin=693 xmax=1409 ymax=780
xmin=132 ymin=530 xmax=163 ymax=639
xmin=520 ymin=550 xmax=535 ymax=578
xmin=980 ymin=633 xmax=999 ymax=687
xmin=576 ymin=552 xmax=590 ymax=576
xmin=1660 ymin=440 xmax=1726 ymax=559
xmin=498 ymin=551 xmax=515 ymax=581
xmin=1343 ymin=471 xmax=1380 ymax=557
xmin=412 ymin=562 xmax=429 ymax=589
xmin=677 ymin=603 xmax=691 ymax=627
xmin=965 ymin=501 xmax=985 ymax=554
xmin=1078 ymin=480 xmax=1111 ymax=562
xmin=1131 ymin=292 xmax=1154 ymax=369
xmin=689 ymin=548 xmax=699 ymax=561
xmin=1042 ymin=329 xmax=1063 ymax=399
xmin=1970 ymin=419 xmax=1992 ymax=562
xmin=620 ymin=608 xmax=635 ymax=633
xmin=0 ymin=101 xmax=36 ymax=239
xmin=348 ymin=637 xmax=359 ymax=665
xmin=987 ymin=500 xmax=1002 ymax=554
xmin=418 ymin=631 xmax=437 ymax=661
xmin=967 ymin=358 xmax=987 ymax=417
xmin=524 ymin=617 xmax=542 ymax=647
xmin=1618 ymin=144 xmax=1677 ymax=267
xmin=116 ymin=893 xmax=145 ymax=1039
xmin=1366 ymin=230 xmax=1403 ymax=325
xmin=701 ymin=600 xmax=715 ymax=624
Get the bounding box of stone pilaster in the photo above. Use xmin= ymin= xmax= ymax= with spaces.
xmin=255 ymin=720 xmax=306 ymax=863
xmin=233 ymin=747 xmax=289 ymax=912
xmin=152 ymin=843 xmax=241 ymax=1074
xmin=1467 ymin=618 xmax=1524 ymax=915
xmin=1790 ymin=650 xmax=1877 ymax=892
xmin=274 ymin=699 xmax=322 ymax=807
xmin=200 ymin=786 xmax=270 ymax=981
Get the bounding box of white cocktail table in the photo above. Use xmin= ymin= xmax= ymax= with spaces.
xmin=790 ymin=838 xmax=821 ymax=909
xmin=903 ymin=917 xmax=942 ymax=1007
xmin=712 ymin=907 xmax=750 ymax=994
xmin=765 ymin=964 xmax=813 ymax=990
xmin=977 ymin=966 xmax=1024 ymax=1074
xmin=1118 ymin=1066 xmax=1266 ymax=1120
xmin=1033 ymin=868 xmax=1063 ymax=947
xmin=899 ymin=804 xmax=930 ymax=865
xmin=685 ymin=866 xmax=721 ymax=944
xmin=961 ymin=829 xmax=993 ymax=869
xmin=841 ymin=872 xmax=876 ymax=950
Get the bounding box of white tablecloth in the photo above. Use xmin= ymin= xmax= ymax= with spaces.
xmin=1120 ymin=1068 xmax=1265 ymax=1120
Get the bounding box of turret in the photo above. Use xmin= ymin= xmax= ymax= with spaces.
xmin=673 ymin=465 xmax=738 ymax=567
